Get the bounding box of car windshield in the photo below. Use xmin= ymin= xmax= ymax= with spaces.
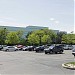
xmin=8 ymin=46 xmax=14 ymax=48
xmin=49 ymin=45 xmax=54 ymax=49
xmin=72 ymin=48 xmax=75 ymax=52
xmin=68 ymin=45 xmax=72 ymax=47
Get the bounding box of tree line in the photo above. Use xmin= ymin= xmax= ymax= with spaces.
xmin=0 ymin=28 xmax=75 ymax=45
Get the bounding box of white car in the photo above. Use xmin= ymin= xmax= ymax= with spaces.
xmin=3 ymin=46 xmax=17 ymax=52
xmin=63 ymin=45 xmax=73 ymax=50
xmin=23 ymin=46 xmax=28 ymax=51
xmin=72 ymin=48 xmax=75 ymax=56
xmin=14 ymin=46 xmax=20 ymax=51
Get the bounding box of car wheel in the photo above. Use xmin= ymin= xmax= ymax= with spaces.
xmin=59 ymin=50 xmax=63 ymax=54
xmin=14 ymin=50 xmax=16 ymax=51
xmin=45 ymin=51 xmax=47 ymax=54
xmin=15 ymin=49 xmax=18 ymax=51
xmin=6 ymin=49 xmax=9 ymax=52
xmin=36 ymin=50 xmax=38 ymax=52
xmin=55 ymin=52 xmax=57 ymax=54
xmin=50 ymin=50 xmax=53 ymax=54
xmin=23 ymin=49 xmax=25 ymax=51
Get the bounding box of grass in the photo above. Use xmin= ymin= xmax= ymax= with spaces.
xmin=64 ymin=62 xmax=75 ymax=66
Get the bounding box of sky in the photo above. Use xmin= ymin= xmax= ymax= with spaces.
xmin=0 ymin=0 xmax=74 ymax=33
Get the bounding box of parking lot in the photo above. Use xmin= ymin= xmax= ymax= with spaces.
xmin=0 ymin=50 xmax=75 ymax=75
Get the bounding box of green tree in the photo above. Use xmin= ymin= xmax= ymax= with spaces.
xmin=56 ymin=32 xmax=66 ymax=44
xmin=19 ymin=38 xmax=26 ymax=45
xmin=62 ymin=34 xmax=68 ymax=44
xmin=5 ymin=32 xmax=20 ymax=45
xmin=28 ymin=33 xmax=39 ymax=45
xmin=27 ymin=29 xmax=57 ymax=45
xmin=42 ymin=29 xmax=57 ymax=43
xmin=42 ymin=35 xmax=52 ymax=44
xmin=0 ymin=28 xmax=8 ymax=45
xmin=62 ymin=34 xmax=75 ymax=44
xmin=16 ymin=30 xmax=25 ymax=45
xmin=35 ymin=30 xmax=45 ymax=45
xmin=16 ymin=30 xmax=23 ymax=39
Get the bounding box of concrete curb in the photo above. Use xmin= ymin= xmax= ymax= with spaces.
xmin=62 ymin=64 xmax=75 ymax=70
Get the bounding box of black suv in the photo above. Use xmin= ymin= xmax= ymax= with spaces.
xmin=44 ymin=45 xmax=64 ymax=54
xmin=0 ymin=45 xmax=3 ymax=50
xmin=34 ymin=46 xmax=45 ymax=52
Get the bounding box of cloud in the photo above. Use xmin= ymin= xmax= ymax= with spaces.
xmin=0 ymin=16 xmax=16 ymax=22
xmin=0 ymin=20 xmax=4 ymax=22
xmin=54 ymin=21 xmax=59 ymax=24
xmin=0 ymin=21 xmax=28 ymax=27
xmin=49 ymin=18 xmax=60 ymax=25
xmin=50 ymin=18 xmax=55 ymax=21
xmin=0 ymin=16 xmax=29 ymax=27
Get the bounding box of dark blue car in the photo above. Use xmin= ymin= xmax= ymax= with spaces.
xmin=44 ymin=45 xmax=64 ymax=54
xmin=34 ymin=46 xmax=45 ymax=52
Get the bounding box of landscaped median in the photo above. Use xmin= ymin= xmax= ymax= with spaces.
xmin=62 ymin=62 xmax=75 ymax=70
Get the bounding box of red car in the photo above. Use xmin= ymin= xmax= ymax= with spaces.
xmin=16 ymin=45 xmax=23 ymax=50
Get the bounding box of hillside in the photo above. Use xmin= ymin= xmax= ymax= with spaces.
xmin=0 ymin=25 xmax=47 ymax=37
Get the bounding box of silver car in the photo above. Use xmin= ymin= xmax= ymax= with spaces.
xmin=2 ymin=46 xmax=17 ymax=52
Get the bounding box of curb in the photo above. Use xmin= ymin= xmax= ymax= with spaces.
xmin=62 ymin=64 xmax=75 ymax=70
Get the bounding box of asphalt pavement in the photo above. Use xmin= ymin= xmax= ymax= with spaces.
xmin=0 ymin=50 xmax=75 ymax=75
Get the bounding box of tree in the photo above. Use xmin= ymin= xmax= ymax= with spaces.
xmin=0 ymin=28 xmax=8 ymax=45
xmin=62 ymin=34 xmax=75 ymax=44
xmin=56 ymin=32 xmax=66 ymax=44
xmin=16 ymin=30 xmax=23 ymax=39
xmin=5 ymin=32 xmax=20 ymax=45
xmin=35 ymin=30 xmax=44 ymax=45
xmin=27 ymin=29 xmax=57 ymax=45
xmin=43 ymin=29 xmax=57 ymax=44
xmin=42 ymin=35 xmax=52 ymax=44
xmin=28 ymin=33 xmax=39 ymax=45
xmin=16 ymin=30 xmax=25 ymax=45
xmin=19 ymin=38 xmax=26 ymax=45
xmin=62 ymin=34 xmax=68 ymax=44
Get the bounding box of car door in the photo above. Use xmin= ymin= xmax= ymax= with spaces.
xmin=8 ymin=47 xmax=11 ymax=51
xmin=53 ymin=46 xmax=57 ymax=52
xmin=54 ymin=46 xmax=60 ymax=52
xmin=9 ymin=46 xmax=14 ymax=51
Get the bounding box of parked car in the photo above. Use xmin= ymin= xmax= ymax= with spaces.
xmin=2 ymin=46 xmax=17 ymax=52
xmin=28 ymin=46 xmax=36 ymax=51
xmin=0 ymin=45 xmax=3 ymax=50
xmin=23 ymin=46 xmax=35 ymax=51
xmin=23 ymin=46 xmax=28 ymax=51
xmin=44 ymin=45 xmax=64 ymax=54
xmin=57 ymin=44 xmax=65 ymax=48
xmin=34 ymin=46 xmax=45 ymax=52
xmin=72 ymin=48 xmax=75 ymax=57
xmin=16 ymin=45 xmax=23 ymax=50
xmin=63 ymin=45 xmax=73 ymax=50
xmin=14 ymin=46 xmax=20 ymax=51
